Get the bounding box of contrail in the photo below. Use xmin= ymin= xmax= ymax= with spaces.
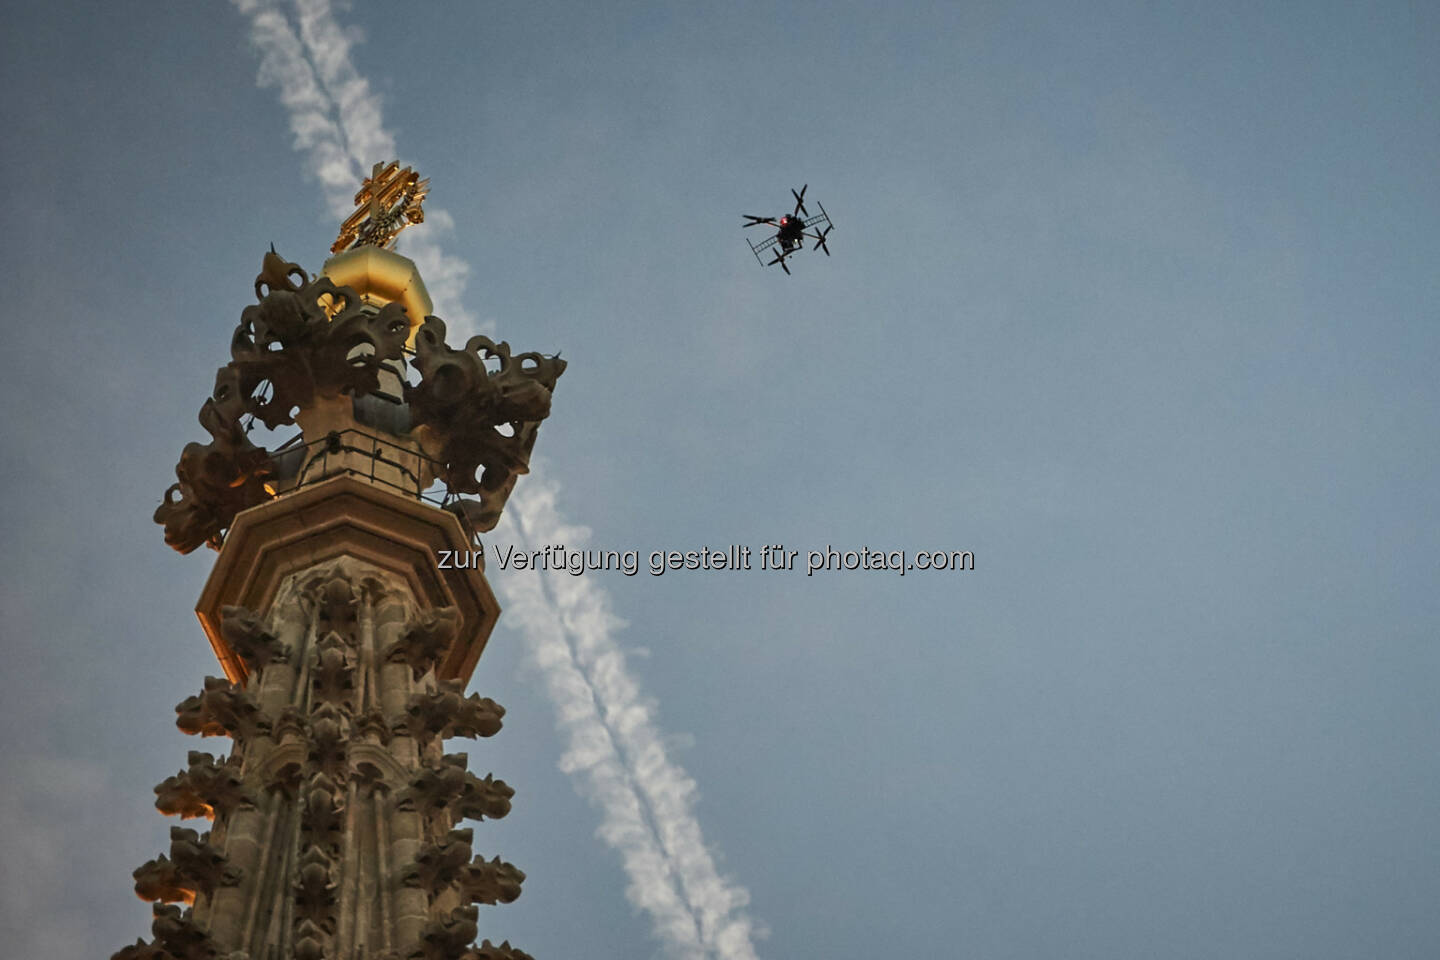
xmin=230 ymin=3 xmax=761 ymax=957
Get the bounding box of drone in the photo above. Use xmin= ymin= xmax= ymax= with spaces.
xmin=743 ymin=185 xmax=833 ymax=275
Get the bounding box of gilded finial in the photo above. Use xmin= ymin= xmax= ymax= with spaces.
xmin=331 ymin=161 xmax=430 ymax=255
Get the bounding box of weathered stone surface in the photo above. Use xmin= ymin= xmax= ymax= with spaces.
xmin=454 ymin=770 xmax=514 ymax=824
xmin=175 ymin=677 xmax=269 ymax=741
xmin=154 ymin=392 xmax=275 ymax=555
xmin=400 ymin=681 xmax=504 ymax=747
xmin=167 ymin=826 xmax=242 ymax=897
xmin=229 ymin=263 xmax=410 ymax=431
xmin=469 ymin=941 xmax=535 ymax=960
xmin=300 ymin=772 xmax=346 ymax=853
xmin=151 ymin=904 xmax=217 ymax=960
xmin=312 ymin=632 xmax=357 ymax=707
xmin=306 ymin=702 xmax=349 ymax=780
xmin=386 ymin=607 xmax=459 ymax=679
xmin=133 ymin=854 xmax=192 ymax=904
xmin=409 ymin=905 xmax=479 ymax=960
xmin=220 ymin=605 xmax=289 ymax=676
xmin=154 ymin=752 xmax=252 ymax=820
xmin=305 ymin=571 xmax=360 ymax=643
xmin=458 ymin=855 xmax=525 ymax=906
xmin=407 ymin=318 xmax=565 ymax=532
xmin=293 ymin=846 xmax=338 ymax=933
xmin=403 ymin=828 xmax=475 ymax=901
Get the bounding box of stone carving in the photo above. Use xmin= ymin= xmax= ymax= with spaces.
xmin=220 ymin=605 xmax=289 ymax=677
xmin=407 ymin=317 xmax=566 ymax=531
xmin=355 ymin=708 xmax=392 ymax=745
xmin=154 ymin=248 xmax=410 ymax=554
xmin=351 ymin=760 xmax=387 ymax=795
xmin=458 ymin=856 xmax=525 ymax=906
xmin=156 ymin=241 xmax=564 ymax=551
xmin=175 ymin=677 xmax=269 ymax=742
xmin=403 ymin=828 xmax=475 ymax=901
xmin=112 ymin=940 xmax=174 ymax=960
xmin=305 ymin=572 xmax=360 ymax=643
xmin=268 ymin=760 xmax=306 ymax=799
xmin=154 ymin=752 xmax=253 ymax=820
xmin=409 ymin=905 xmax=479 ymax=960
xmin=150 ymin=904 xmax=218 ymax=960
xmin=293 ymin=846 xmax=339 ymax=933
xmin=307 ymin=702 xmax=350 ymax=780
xmin=133 ymin=855 xmax=192 ymax=905
xmin=312 ymin=632 xmax=357 ymax=707
xmin=396 ymin=754 xmax=511 ymax=823
xmin=386 ymin=607 xmax=459 ymax=679
xmin=300 ymin=772 xmax=346 ymax=853
xmin=293 ymin=917 xmax=328 ymax=960
xmin=163 ymin=826 xmax=242 ymax=898
xmin=454 ymin=771 xmax=514 ymax=824
xmin=154 ymin=390 xmax=276 ymax=555
xmin=272 ymin=705 xmax=308 ymax=745
xmin=400 ymin=681 xmax=504 ymax=748
xmin=396 ymin=754 xmax=470 ymax=816
xmin=230 ymin=258 xmax=411 ymax=431
xmin=469 ymin=941 xmax=535 ymax=960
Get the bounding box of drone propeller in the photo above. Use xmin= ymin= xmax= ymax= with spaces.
xmin=812 ymin=225 xmax=832 ymax=255
xmin=743 ymin=214 xmax=778 ymax=228
xmin=767 ymin=249 xmax=792 ymax=275
xmin=791 ymin=184 xmax=809 ymax=217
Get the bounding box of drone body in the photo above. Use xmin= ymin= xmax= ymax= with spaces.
xmin=742 ymin=184 xmax=834 ymax=275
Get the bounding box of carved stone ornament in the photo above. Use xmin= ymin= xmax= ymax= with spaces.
xmin=354 ymin=707 xmax=392 ymax=746
xmin=300 ymin=771 xmax=346 ymax=853
xmin=304 ymin=571 xmax=360 ymax=642
xmin=154 ymin=751 xmax=253 ymax=820
xmin=402 ymin=828 xmax=475 ymax=900
xmin=164 ymin=826 xmax=242 ymax=898
xmin=112 ymin=939 xmax=174 ymax=960
xmin=458 ymin=855 xmax=525 ymax=906
xmin=231 ymin=252 xmax=411 ymax=430
xmin=455 ymin=770 xmax=514 ymax=824
xmin=306 ymin=702 xmax=350 ymax=780
xmin=407 ymin=317 xmax=566 ymax=531
xmin=133 ymin=854 xmax=192 ymax=905
xmin=220 ymin=605 xmax=290 ymax=676
xmin=398 ymin=754 xmax=513 ymax=824
xmin=400 ymin=681 xmax=504 ymax=748
xmin=154 ymin=248 xmax=411 ymax=554
xmin=409 ymin=905 xmax=479 ymax=960
xmin=150 ymin=903 xmax=218 ymax=960
xmin=175 ymin=677 xmax=269 ymax=742
xmin=468 ymin=940 xmax=536 ymax=960
xmin=154 ymin=388 xmax=276 ymax=555
xmin=386 ymin=606 xmax=460 ymax=680
xmin=156 ymin=243 xmax=565 ymax=552
xmin=312 ymin=632 xmax=357 ymax=708
xmin=395 ymin=754 xmax=470 ymax=816
xmin=293 ymin=845 xmax=339 ymax=933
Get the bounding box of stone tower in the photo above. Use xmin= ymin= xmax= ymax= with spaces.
xmin=116 ymin=163 xmax=564 ymax=960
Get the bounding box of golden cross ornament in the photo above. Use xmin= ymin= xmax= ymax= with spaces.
xmin=331 ymin=161 xmax=430 ymax=254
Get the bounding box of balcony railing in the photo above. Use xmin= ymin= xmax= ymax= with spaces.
xmin=267 ymin=427 xmax=484 ymax=547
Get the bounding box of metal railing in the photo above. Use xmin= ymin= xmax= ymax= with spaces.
xmin=268 ymin=427 xmax=484 ymax=547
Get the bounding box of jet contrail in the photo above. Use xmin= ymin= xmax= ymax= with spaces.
xmin=230 ymin=3 xmax=761 ymax=956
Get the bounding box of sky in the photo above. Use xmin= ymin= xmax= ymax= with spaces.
xmin=2 ymin=1 xmax=1439 ymax=957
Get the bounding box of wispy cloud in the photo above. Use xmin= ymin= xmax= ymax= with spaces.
xmin=233 ymin=0 xmax=479 ymax=335
xmin=230 ymin=3 xmax=761 ymax=956
xmin=499 ymin=473 xmax=762 ymax=960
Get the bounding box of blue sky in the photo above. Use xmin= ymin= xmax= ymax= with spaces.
xmin=2 ymin=1 xmax=1438 ymax=957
